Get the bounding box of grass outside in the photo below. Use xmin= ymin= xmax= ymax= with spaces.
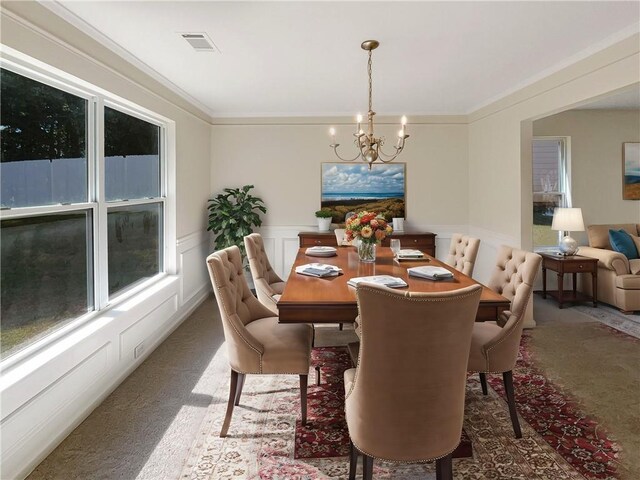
xmin=1 ymin=209 xmax=159 ymax=358
xmin=534 ymin=224 xmax=559 ymax=249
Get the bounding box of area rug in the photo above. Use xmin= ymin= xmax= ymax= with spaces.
xmin=181 ymin=339 xmax=622 ymax=480
xmin=574 ymin=304 xmax=640 ymax=339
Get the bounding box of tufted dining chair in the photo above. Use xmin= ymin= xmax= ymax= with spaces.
xmin=345 ymin=283 xmax=483 ymax=480
xmin=244 ymin=233 xmax=285 ymax=315
xmin=468 ymin=245 xmax=541 ymax=438
xmin=206 ymin=246 xmax=313 ymax=437
xmin=445 ymin=234 xmax=481 ymax=277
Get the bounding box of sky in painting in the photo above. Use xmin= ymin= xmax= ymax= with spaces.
xmin=624 ymin=143 xmax=640 ymax=180
xmin=322 ymin=163 xmax=405 ymax=195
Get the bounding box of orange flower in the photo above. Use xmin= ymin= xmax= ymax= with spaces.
xmin=361 ymin=226 xmax=373 ymax=238
xmin=375 ymin=229 xmax=386 ymax=241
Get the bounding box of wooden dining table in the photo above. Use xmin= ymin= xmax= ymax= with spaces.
xmin=277 ymin=246 xmax=510 ymax=324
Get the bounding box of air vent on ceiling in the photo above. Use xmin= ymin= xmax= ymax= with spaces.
xmin=180 ymin=33 xmax=219 ymax=53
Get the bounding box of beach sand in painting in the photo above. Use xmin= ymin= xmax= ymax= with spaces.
xmin=624 ymin=183 xmax=640 ymax=200
xmin=320 ymin=197 xmax=405 ymax=222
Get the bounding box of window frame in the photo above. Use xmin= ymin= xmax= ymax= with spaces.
xmin=532 ymin=136 xmax=572 ymax=251
xmin=0 ymin=47 xmax=176 ymax=367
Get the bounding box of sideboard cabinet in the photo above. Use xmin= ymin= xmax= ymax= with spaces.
xmin=298 ymin=231 xmax=436 ymax=257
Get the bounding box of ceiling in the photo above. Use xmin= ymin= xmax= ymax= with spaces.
xmin=574 ymin=87 xmax=640 ymax=110
xmin=47 ymin=1 xmax=640 ymax=118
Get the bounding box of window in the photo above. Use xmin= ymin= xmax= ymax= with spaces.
xmin=0 ymin=64 xmax=167 ymax=360
xmin=532 ymin=137 xmax=571 ymax=249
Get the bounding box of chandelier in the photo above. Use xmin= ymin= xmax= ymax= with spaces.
xmin=329 ymin=40 xmax=409 ymax=169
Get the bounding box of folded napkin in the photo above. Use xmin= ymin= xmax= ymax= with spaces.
xmin=407 ymin=266 xmax=454 ymax=280
xmin=295 ymin=263 xmax=342 ymax=278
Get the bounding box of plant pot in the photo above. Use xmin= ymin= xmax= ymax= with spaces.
xmin=317 ymin=217 xmax=332 ymax=232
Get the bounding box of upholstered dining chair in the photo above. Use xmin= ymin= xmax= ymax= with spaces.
xmin=244 ymin=233 xmax=285 ymax=315
xmin=206 ymin=246 xmax=313 ymax=437
xmin=445 ymin=234 xmax=481 ymax=277
xmin=468 ymin=245 xmax=541 ymax=439
xmin=345 ymin=283 xmax=483 ymax=480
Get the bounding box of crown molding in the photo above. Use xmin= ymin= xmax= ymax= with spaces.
xmin=36 ymin=0 xmax=215 ymax=121
xmin=467 ymin=23 xmax=640 ymax=118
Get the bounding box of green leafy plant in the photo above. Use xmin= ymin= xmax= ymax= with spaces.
xmin=207 ymin=185 xmax=267 ymax=258
xmin=315 ymin=209 xmax=334 ymax=218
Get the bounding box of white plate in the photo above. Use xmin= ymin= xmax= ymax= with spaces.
xmin=306 ymin=251 xmax=338 ymax=257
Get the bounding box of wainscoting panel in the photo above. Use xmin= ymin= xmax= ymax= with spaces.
xmin=119 ymin=296 xmax=178 ymax=362
xmin=178 ymin=232 xmax=212 ymax=306
xmin=1 ymin=342 xmax=111 ymax=477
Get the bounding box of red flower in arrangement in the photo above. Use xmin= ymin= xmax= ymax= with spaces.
xmin=345 ymin=211 xmax=392 ymax=244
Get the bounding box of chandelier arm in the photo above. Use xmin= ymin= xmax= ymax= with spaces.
xmin=331 ymin=144 xmax=363 ymax=163
xmin=377 ymin=139 xmax=406 ymax=159
xmin=376 ymin=151 xmax=402 ymax=164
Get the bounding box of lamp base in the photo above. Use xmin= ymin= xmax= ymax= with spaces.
xmin=558 ymin=236 xmax=579 ymax=256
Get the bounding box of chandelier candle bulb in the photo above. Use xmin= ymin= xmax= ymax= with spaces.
xmin=329 ymin=127 xmax=336 ymax=145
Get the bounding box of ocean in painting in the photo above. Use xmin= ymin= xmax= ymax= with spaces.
xmin=321 ymin=192 xmax=405 ymax=201
xmin=624 ymin=175 xmax=640 ymax=185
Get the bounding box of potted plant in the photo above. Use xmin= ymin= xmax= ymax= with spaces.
xmin=315 ymin=209 xmax=333 ymax=232
xmin=207 ymin=185 xmax=267 ymax=259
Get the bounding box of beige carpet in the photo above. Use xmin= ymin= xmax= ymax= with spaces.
xmin=529 ymin=300 xmax=640 ymax=480
xmin=26 ymin=296 xmax=639 ymax=480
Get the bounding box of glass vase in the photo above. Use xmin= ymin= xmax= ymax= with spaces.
xmin=357 ymin=241 xmax=377 ymax=263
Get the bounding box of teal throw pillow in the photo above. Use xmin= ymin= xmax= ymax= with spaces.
xmin=609 ymin=229 xmax=639 ymax=260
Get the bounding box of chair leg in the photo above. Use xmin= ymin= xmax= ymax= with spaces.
xmin=479 ymin=372 xmax=488 ymax=395
xmin=339 ymin=323 xmax=344 ymax=330
xmin=503 ymin=370 xmax=522 ymax=439
xmin=348 ymin=440 xmax=358 ymax=480
xmin=220 ymin=369 xmax=239 ymax=437
xmin=315 ymin=365 xmax=321 ymax=386
xmin=436 ymin=454 xmax=452 ymax=480
xmin=300 ymin=374 xmax=308 ymax=425
xmin=362 ymin=454 xmax=374 ymax=480
xmin=234 ymin=373 xmax=245 ymax=406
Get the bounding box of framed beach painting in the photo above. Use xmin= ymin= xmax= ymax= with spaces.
xmin=320 ymin=163 xmax=406 ymax=223
xmin=623 ymin=142 xmax=640 ymax=200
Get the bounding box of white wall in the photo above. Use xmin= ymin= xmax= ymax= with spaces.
xmin=533 ymin=109 xmax=640 ymax=246
xmin=0 ymin=3 xmax=212 ymax=479
xmin=211 ymin=117 xmax=470 ymax=272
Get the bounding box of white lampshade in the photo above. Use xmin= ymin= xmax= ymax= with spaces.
xmin=551 ymin=207 xmax=585 ymax=232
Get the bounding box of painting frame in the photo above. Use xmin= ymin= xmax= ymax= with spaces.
xmin=623 ymin=142 xmax=640 ymax=200
xmin=320 ymin=162 xmax=406 ymax=223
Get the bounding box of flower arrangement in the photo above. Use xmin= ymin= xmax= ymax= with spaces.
xmin=345 ymin=211 xmax=393 ymax=244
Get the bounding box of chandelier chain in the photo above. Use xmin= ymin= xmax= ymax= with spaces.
xmin=367 ymin=50 xmax=373 ymax=113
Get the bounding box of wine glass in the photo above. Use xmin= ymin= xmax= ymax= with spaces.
xmin=390 ymin=239 xmax=401 ymax=257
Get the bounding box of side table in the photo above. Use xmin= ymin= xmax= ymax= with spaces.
xmin=540 ymin=253 xmax=598 ymax=309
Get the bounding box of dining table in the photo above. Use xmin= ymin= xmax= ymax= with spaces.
xmin=277 ymin=246 xmax=510 ymax=324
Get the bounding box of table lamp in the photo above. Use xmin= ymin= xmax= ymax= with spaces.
xmin=551 ymin=207 xmax=585 ymax=256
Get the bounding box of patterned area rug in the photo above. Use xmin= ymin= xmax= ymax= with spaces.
xmin=575 ymin=304 xmax=640 ymax=339
xmin=181 ymin=337 xmax=621 ymax=479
